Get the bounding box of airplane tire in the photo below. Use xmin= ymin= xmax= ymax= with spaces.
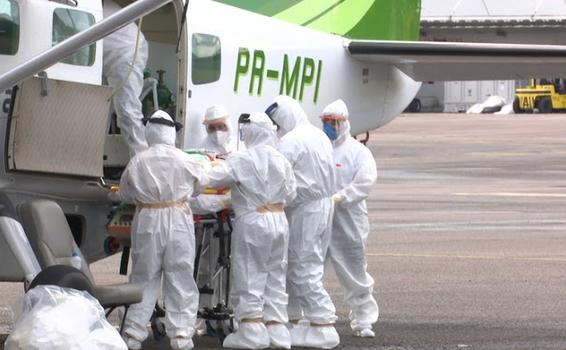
xmin=538 ymin=97 xmax=553 ymax=114
xmin=404 ymin=98 xmax=422 ymax=113
xmin=512 ymin=97 xmax=524 ymax=114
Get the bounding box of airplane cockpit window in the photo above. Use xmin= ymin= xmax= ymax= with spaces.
xmin=0 ymin=0 xmax=19 ymax=56
xmin=52 ymin=8 xmax=95 ymax=66
xmin=192 ymin=33 xmax=221 ymax=85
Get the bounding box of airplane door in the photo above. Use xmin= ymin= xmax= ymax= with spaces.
xmin=6 ymin=77 xmax=112 ymax=177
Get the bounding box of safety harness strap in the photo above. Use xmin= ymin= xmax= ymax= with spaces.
xmin=256 ymin=203 xmax=284 ymax=213
xmin=136 ymin=199 xmax=191 ymax=214
xmin=240 ymin=318 xmax=263 ymax=323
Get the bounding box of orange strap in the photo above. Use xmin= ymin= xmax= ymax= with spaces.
xmin=311 ymin=323 xmax=334 ymax=327
xmin=137 ymin=200 xmax=191 ymax=214
xmin=241 ymin=318 xmax=263 ymax=323
xmin=256 ymin=203 xmax=284 ymax=213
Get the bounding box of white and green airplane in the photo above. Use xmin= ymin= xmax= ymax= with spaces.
xmin=2 ymin=0 xmax=566 ymax=278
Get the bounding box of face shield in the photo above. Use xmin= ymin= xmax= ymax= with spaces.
xmin=321 ymin=118 xmax=341 ymax=141
xmin=320 ymin=99 xmax=349 ymax=142
xmin=237 ymin=113 xmax=251 ymax=150
xmin=264 ymin=102 xmax=280 ymax=132
xmin=237 ymin=112 xmax=277 ymax=149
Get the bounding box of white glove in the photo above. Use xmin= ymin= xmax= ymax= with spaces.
xmin=332 ymin=193 xmax=344 ymax=204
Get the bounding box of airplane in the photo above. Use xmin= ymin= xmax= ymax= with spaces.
xmin=2 ymin=0 xmax=566 ymax=280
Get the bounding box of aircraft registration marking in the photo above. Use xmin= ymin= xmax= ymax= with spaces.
xmin=234 ymin=47 xmax=323 ymax=103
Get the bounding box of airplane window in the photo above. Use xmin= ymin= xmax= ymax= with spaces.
xmin=53 ymin=8 xmax=95 ymax=66
xmin=192 ymin=33 xmax=221 ymax=85
xmin=0 ymin=0 xmax=19 ymax=56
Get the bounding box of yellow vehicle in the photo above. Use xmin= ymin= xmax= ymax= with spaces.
xmin=513 ymin=78 xmax=566 ymax=113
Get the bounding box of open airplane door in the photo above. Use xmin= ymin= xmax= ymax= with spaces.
xmin=6 ymin=77 xmax=112 ymax=178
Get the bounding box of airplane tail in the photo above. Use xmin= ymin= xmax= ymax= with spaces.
xmin=215 ymin=0 xmax=421 ymax=41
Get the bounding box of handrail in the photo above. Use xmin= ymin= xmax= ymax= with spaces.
xmin=0 ymin=0 xmax=173 ymax=91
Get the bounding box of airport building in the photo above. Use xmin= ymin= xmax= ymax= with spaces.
xmin=416 ymin=0 xmax=566 ymax=112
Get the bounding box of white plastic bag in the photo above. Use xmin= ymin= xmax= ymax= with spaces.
xmin=5 ymin=285 xmax=127 ymax=350
xmin=495 ymin=103 xmax=514 ymax=115
xmin=466 ymin=103 xmax=484 ymax=114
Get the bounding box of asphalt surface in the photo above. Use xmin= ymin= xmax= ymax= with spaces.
xmin=2 ymin=113 xmax=566 ymax=349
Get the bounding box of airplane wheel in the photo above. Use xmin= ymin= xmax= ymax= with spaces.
xmin=512 ymin=97 xmax=524 ymax=114
xmin=405 ymin=98 xmax=421 ymax=113
xmin=538 ymin=97 xmax=553 ymax=113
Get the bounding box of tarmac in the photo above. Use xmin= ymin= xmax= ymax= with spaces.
xmin=2 ymin=113 xmax=566 ymax=349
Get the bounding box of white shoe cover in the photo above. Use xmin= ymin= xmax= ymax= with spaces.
xmin=288 ymin=322 xmax=307 ymax=347
xmin=124 ymin=336 xmax=142 ymax=350
xmin=303 ymin=326 xmax=340 ymax=349
xmin=171 ymin=337 xmax=194 ymax=350
xmin=353 ymin=328 xmax=375 ymax=338
xmin=267 ymin=324 xmax=291 ymax=349
xmin=223 ymin=322 xmax=270 ymax=349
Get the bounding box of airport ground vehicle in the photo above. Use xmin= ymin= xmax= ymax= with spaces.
xmin=513 ymin=78 xmax=566 ymax=113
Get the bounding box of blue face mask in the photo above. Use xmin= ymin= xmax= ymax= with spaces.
xmin=323 ymin=123 xmax=338 ymax=140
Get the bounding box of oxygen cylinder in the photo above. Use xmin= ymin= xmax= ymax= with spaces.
xmin=156 ymin=69 xmax=173 ymax=109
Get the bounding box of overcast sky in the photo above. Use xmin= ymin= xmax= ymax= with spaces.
xmin=422 ymin=0 xmax=566 ymax=17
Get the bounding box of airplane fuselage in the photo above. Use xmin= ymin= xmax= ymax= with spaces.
xmin=0 ymin=0 xmax=420 ymax=267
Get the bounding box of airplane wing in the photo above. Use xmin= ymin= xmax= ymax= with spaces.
xmin=347 ymin=40 xmax=566 ymax=81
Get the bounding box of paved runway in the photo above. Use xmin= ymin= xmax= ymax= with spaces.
xmin=2 ymin=113 xmax=566 ymax=349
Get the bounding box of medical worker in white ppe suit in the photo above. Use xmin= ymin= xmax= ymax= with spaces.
xmin=320 ymin=99 xmax=379 ymax=338
xmin=200 ymin=104 xmax=237 ymax=157
xmin=192 ymin=105 xmax=234 ymax=334
xmin=265 ymin=96 xmax=339 ymax=349
xmin=191 ymin=104 xmax=237 ymax=213
xmin=103 ymin=0 xmax=149 ymax=157
xmin=203 ymin=112 xmax=297 ymax=349
xmin=110 ymin=110 xmax=206 ymax=350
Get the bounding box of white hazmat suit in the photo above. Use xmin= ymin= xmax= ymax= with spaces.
xmin=191 ymin=104 xmax=236 ymax=214
xmin=203 ymin=113 xmax=297 ymax=349
xmin=113 ymin=111 xmax=206 ymax=350
xmin=192 ymin=105 xmax=234 ymax=329
xmin=267 ymin=96 xmax=339 ymax=349
xmin=200 ymin=104 xmax=237 ymax=157
xmin=103 ymin=0 xmax=149 ymax=156
xmin=321 ymin=99 xmax=379 ymax=338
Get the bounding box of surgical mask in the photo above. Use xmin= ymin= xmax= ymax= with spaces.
xmin=323 ymin=123 xmax=338 ymax=141
xmin=211 ymin=130 xmax=229 ymax=146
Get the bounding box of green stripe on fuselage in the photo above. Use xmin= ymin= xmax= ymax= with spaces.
xmin=213 ymin=0 xmax=421 ymax=41
xmin=346 ymin=0 xmax=420 ymax=40
xmin=212 ymin=0 xmax=304 ymax=16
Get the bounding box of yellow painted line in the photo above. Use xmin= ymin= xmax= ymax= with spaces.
xmin=453 ymin=192 xmax=566 ymax=198
xmin=367 ymin=252 xmax=566 ymax=262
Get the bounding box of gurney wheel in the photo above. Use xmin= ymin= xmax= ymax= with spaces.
xmin=151 ymin=318 xmax=167 ymax=341
xmin=205 ymin=318 xmax=233 ymax=342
